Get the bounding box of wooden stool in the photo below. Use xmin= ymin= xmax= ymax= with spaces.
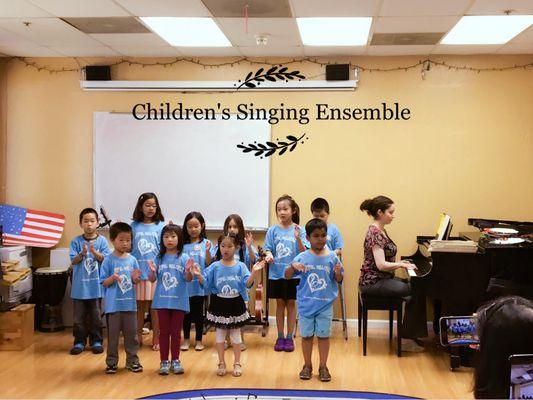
xmin=358 ymin=292 xmax=405 ymax=357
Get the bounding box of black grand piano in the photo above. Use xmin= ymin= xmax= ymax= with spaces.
xmin=403 ymin=218 xmax=533 ymax=368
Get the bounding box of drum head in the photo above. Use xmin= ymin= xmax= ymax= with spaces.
xmin=35 ymin=266 xmax=69 ymax=275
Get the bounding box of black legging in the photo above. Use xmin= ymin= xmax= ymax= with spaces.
xmin=183 ymin=296 xmax=206 ymax=341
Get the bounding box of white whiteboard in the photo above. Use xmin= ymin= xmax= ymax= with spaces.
xmin=93 ymin=112 xmax=270 ymax=230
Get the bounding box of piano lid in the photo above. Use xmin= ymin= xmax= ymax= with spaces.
xmin=460 ymin=231 xmax=533 ymax=251
xmin=468 ymin=218 xmax=533 ymax=234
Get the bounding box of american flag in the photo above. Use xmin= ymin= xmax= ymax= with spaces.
xmin=0 ymin=204 xmax=65 ymax=248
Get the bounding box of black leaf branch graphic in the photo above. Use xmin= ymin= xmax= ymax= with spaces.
xmin=237 ymin=133 xmax=308 ymax=158
xmin=235 ymin=65 xmax=306 ymax=90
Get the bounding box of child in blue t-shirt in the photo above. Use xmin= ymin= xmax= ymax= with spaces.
xmin=310 ymin=197 xmax=344 ymax=258
xmin=211 ymin=214 xmax=258 ymax=350
xmin=69 ymin=208 xmax=111 ymax=355
xmin=100 ymin=222 xmax=143 ymax=374
xmin=264 ymin=194 xmax=308 ymax=352
xmin=285 ymin=218 xmax=343 ymax=382
xmin=211 ymin=214 xmax=258 ymax=269
xmin=193 ymin=233 xmax=265 ymax=377
xmin=181 ymin=211 xmax=213 ymax=351
xmin=148 ymin=224 xmax=194 ymax=375
xmin=130 ymin=192 xmax=165 ymax=350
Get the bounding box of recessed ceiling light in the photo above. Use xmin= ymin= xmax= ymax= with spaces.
xmin=140 ymin=17 xmax=231 ymax=47
xmin=441 ymin=15 xmax=533 ymax=45
xmin=297 ymin=17 xmax=372 ymax=46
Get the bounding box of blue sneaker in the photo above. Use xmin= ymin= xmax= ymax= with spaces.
xmin=159 ymin=361 xmax=170 ymax=375
xmin=91 ymin=341 xmax=104 ymax=354
xmin=171 ymin=359 xmax=184 ymax=374
xmin=70 ymin=343 xmax=84 ymax=355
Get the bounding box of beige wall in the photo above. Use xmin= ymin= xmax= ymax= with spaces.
xmin=4 ymin=55 xmax=533 ymax=319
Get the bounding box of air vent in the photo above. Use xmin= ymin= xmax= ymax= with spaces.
xmin=201 ymin=0 xmax=292 ymax=17
xmin=371 ymin=32 xmax=444 ymax=46
xmin=62 ymin=17 xmax=150 ymax=34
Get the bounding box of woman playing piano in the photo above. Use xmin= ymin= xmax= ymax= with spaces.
xmin=359 ymin=195 xmax=428 ymax=352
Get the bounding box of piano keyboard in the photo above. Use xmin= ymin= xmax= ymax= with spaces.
xmin=406 ymin=260 xmax=432 ymax=277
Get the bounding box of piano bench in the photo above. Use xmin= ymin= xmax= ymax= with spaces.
xmin=358 ymin=293 xmax=405 ymax=357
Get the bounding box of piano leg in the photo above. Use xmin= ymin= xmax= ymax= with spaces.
xmin=449 ymin=346 xmax=474 ymax=371
xmin=433 ymin=299 xmax=442 ymax=334
xmin=450 ymin=347 xmax=461 ymax=371
xmin=450 ymin=355 xmax=461 ymax=371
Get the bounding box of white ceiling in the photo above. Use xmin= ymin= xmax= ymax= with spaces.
xmin=0 ymin=0 xmax=532 ymax=57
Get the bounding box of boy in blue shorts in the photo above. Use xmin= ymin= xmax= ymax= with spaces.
xmin=69 ymin=208 xmax=110 ymax=355
xmin=285 ymin=218 xmax=343 ymax=382
xmin=100 ymin=222 xmax=143 ymax=374
xmin=310 ymin=198 xmax=344 ymax=257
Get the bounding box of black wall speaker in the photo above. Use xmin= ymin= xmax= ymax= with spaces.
xmin=85 ymin=65 xmax=111 ymax=81
xmin=325 ymin=64 xmax=350 ymax=81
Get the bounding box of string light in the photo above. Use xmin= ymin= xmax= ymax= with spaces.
xmin=7 ymin=56 xmax=533 ymax=74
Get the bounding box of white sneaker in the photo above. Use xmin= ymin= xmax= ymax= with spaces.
xmin=195 ymin=342 xmax=205 ymax=351
xmin=241 ymin=342 xmax=247 ymax=351
xmin=402 ymin=339 xmax=424 ymax=352
xmin=180 ymin=339 xmax=190 ymax=351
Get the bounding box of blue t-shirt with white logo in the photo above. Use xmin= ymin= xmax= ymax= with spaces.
xmin=69 ymin=235 xmax=111 ymax=299
xmin=152 ymin=253 xmax=191 ymax=312
xmin=99 ymin=254 xmax=139 ymax=313
xmin=327 ymin=223 xmax=344 ymax=252
xmin=183 ymin=238 xmax=212 ymax=297
xmin=203 ymin=261 xmax=251 ymax=301
xmin=131 ymin=221 xmax=164 ymax=280
xmin=264 ymin=224 xmax=309 ymax=280
xmin=210 ymin=243 xmax=258 ymax=269
xmin=290 ymin=250 xmax=343 ymax=318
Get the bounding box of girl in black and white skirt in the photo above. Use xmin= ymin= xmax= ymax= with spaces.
xmin=192 ymin=233 xmax=265 ymax=377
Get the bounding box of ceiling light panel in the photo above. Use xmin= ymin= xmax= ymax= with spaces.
xmin=297 ymin=17 xmax=372 ymax=46
xmin=442 ymin=15 xmax=533 ymax=44
xmin=140 ymin=17 xmax=231 ymax=46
